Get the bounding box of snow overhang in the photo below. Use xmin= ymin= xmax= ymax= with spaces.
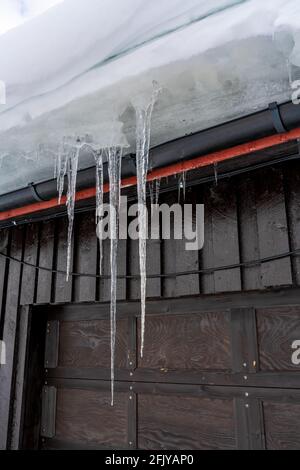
xmin=0 ymin=0 xmax=300 ymax=195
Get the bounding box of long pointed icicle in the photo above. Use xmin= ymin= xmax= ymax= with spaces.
xmin=56 ymin=138 xmax=80 ymax=280
xmin=134 ymin=83 xmax=160 ymax=358
xmin=66 ymin=143 xmax=80 ymax=281
xmin=107 ymin=145 xmax=123 ymax=406
xmin=95 ymin=150 xmax=104 ymax=275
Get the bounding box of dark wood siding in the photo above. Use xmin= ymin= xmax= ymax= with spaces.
xmin=1 ymin=159 xmax=300 ymax=448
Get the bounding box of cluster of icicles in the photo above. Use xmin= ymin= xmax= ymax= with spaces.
xmin=55 ymin=83 xmax=160 ymax=405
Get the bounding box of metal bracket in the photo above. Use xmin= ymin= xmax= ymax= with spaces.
xmin=28 ymin=182 xmax=44 ymax=202
xmin=41 ymin=386 xmax=57 ymax=438
xmin=269 ymin=102 xmax=287 ymax=134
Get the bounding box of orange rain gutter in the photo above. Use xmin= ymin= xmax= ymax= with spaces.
xmin=1 ymin=127 xmax=300 ymax=222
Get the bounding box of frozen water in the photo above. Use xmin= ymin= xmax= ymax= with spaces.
xmin=0 ymin=1 xmax=300 ymax=194
xmin=107 ymin=145 xmax=123 ymax=406
xmin=214 ymin=162 xmax=219 ymax=185
xmin=95 ymin=150 xmax=104 ymax=275
xmin=133 ymin=82 xmax=160 ymax=358
xmin=155 ymin=178 xmax=161 ymax=206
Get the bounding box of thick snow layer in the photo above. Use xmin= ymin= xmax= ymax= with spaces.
xmin=0 ymin=0 xmax=63 ymax=35
xmin=0 ymin=0 xmax=299 ymax=194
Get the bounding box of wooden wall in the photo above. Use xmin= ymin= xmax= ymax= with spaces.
xmin=1 ymin=159 xmax=300 ymax=448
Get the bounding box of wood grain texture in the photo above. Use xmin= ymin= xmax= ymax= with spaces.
xmin=263 ymin=402 xmax=300 ymax=450
xmin=36 ymin=221 xmax=55 ymax=304
xmin=162 ymin=192 xmax=199 ymax=297
xmin=55 ymin=388 xmax=128 ymax=448
xmin=201 ymin=182 xmax=241 ymax=294
xmin=58 ymin=318 xmax=129 ymax=368
xmin=138 ymin=311 xmax=231 ymax=371
xmin=257 ymin=306 xmax=300 ymax=371
xmin=73 ymin=213 xmax=97 ymax=302
xmin=237 ymin=178 xmax=262 ymax=290
xmin=138 ymin=394 xmax=236 ymax=450
xmin=282 ymin=162 xmax=300 ymax=286
xmin=20 ymin=224 xmax=39 ymax=306
xmin=54 ymin=217 xmax=73 ymax=303
xmin=255 ymin=168 xmax=292 ymax=288
xmin=0 ymin=227 xmax=23 ymax=449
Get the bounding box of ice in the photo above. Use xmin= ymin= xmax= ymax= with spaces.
xmin=214 ymin=162 xmax=218 ymax=185
xmin=107 ymin=145 xmax=123 ymax=406
xmin=132 ymin=82 xmax=160 ymax=358
xmin=155 ymin=178 xmax=161 ymax=206
xmin=178 ymin=171 xmax=187 ymax=202
xmin=95 ymin=150 xmax=104 ymax=275
xmin=1 ymin=1 xmax=300 ymax=194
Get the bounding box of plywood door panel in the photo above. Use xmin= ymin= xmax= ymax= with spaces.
xmin=55 ymin=388 xmax=129 ymax=448
xmin=138 ymin=394 xmax=236 ymax=450
xmin=256 ymin=306 xmax=300 ymax=371
xmin=138 ymin=311 xmax=231 ymax=371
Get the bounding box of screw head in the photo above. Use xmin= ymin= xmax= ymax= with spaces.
xmin=129 ymin=372 xmax=133 ymax=376
xmin=129 ymin=395 xmax=133 ymax=400
xmin=243 ymin=363 xmax=247 ymax=368
xmin=245 ymin=392 xmax=249 ymax=397
xmin=245 ymin=404 xmax=249 ymax=408
xmin=244 ymin=375 xmax=248 ymax=380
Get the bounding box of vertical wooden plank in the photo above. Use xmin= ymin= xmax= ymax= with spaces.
xmin=54 ymin=217 xmax=73 ymax=303
xmin=162 ymin=191 xmax=199 ymax=297
xmin=210 ymin=182 xmax=241 ymax=293
xmin=283 ymin=161 xmax=300 ymax=286
xmin=20 ymin=224 xmax=39 ymax=306
xmin=234 ymin=398 xmax=249 ymax=450
xmin=0 ymin=226 xmax=24 ymax=449
xmin=117 ymin=239 xmax=127 ymax=301
xmin=237 ymin=177 xmax=262 ymax=291
xmin=146 ymin=204 xmax=161 ymax=298
xmin=255 ymin=167 xmax=292 ymax=287
xmin=231 ymin=308 xmax=259 ymax=374
xmin=200 ymin=193 xmax=215 ymax=294
xmin=10 ymin=306 xmax=31 ymax=450
xmin=127 ymin=391 xmax=137 ymax=449
xmin=247 ymin=398 xmax=266 ymax=450
xmin=36 ymin=221 xmax=55 ymax=304
xmin=0 ymin=229 xmax=9 ymax=329
xmin=73 ymin=212 xmax=97 ymax=302
xmin=128 ymin=239 xmax=140 ymax=300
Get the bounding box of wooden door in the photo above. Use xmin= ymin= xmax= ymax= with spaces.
xmin=24 ymin=288 xmax=300 ymax=450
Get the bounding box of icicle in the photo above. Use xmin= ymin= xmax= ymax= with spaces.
xmin=155 ymin=178 xmax=161 ymax=206
xmin=214 ymin=162 xmax=218 ymax=186
xmin=178 ymin=172 xmax=186 ymax=202
xmin=107 ymin=145 xmax=123 ymax=406
xmin=55 ymin=137 xmax=81 ymax=280
xmin=65 ymin=141 xmax=80 ymax=281
xmin=56 ymin=139 xmax=68 ymax=204
xmin=133 ymin=82 xmax=160 ymax=358
xmin=95 ymin=150 xmax=104 ymax=275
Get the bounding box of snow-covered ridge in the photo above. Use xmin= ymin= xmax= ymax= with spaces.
xmin=0 ymin=0 xmax=299 ymax=194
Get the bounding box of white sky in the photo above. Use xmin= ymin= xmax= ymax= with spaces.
xmin=0 ymin=0 xmax=63 ymax=34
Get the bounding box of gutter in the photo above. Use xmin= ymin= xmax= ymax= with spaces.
xmin=0 ymin=100 xmax=300 ymax=222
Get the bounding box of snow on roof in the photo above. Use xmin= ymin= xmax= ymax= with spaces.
xmin=0 ymin=0 xmax=299 ymax=194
